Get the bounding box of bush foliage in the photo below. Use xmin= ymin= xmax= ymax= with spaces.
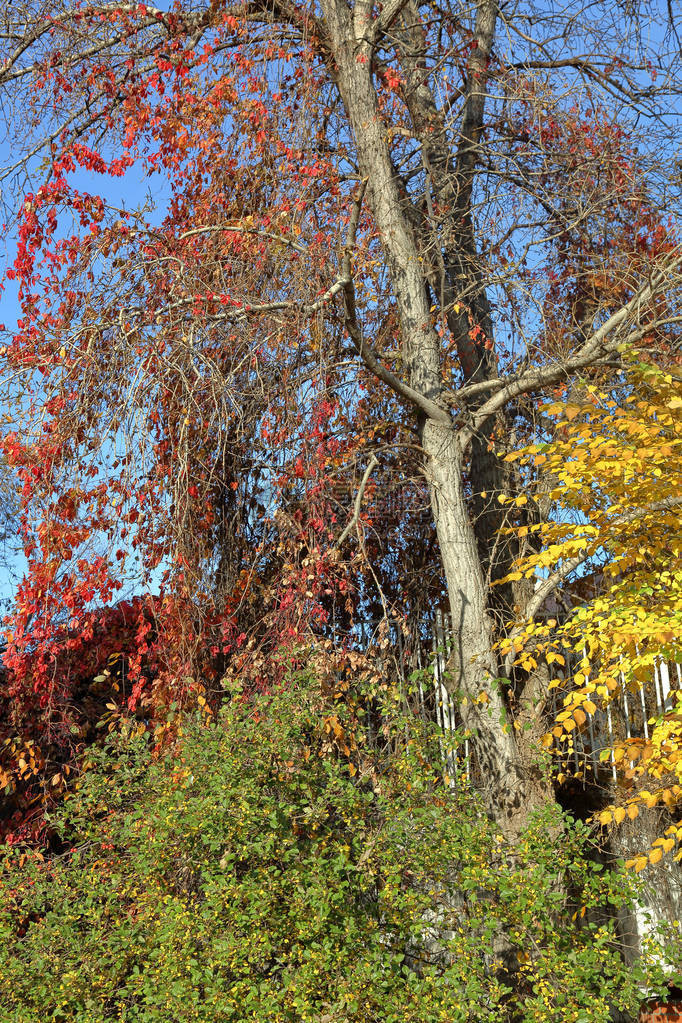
xmin=0 ymin=672 xmax=678 ymax=1022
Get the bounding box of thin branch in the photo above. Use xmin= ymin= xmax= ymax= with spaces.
xmin=178 ymin=223 xmax=307 ymax=255
xmin=334 ymin=454 xmax=379 ymax=548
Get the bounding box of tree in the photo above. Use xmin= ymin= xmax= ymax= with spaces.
xmin=1 ymin=0 xmax=682 ymax=841
xmin=500 ymin=353 xmax=682 ymax=864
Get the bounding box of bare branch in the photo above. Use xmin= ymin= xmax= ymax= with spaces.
xmin=334 ymin=454 xmax=379 ymax=548
xmin=457 ymin=251 xmax=682 ymax=450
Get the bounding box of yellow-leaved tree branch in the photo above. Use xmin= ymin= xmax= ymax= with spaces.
xmin=498 ymin=350 xmax=682 ymax=870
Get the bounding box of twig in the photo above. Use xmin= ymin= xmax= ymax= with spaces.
xmin=335 ymin=454 xmax=379 ymax=548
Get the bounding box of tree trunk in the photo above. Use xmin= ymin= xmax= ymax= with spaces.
xmin=321 ymin=0 xmax=553 ymax=842
xmin=423 ymin=418 xmax=552 ymax=840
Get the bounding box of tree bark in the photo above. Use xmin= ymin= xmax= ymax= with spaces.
xmin=392 ymin=0 xmax=518 ymax=606
xmin=423 ymin=419 xmax=552 ymax=840
xmin=320 ymin=0 xmax=552 ymax=842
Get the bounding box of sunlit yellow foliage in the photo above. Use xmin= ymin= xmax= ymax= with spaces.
xmin=500 ymin=352 xmax=682 ymax=866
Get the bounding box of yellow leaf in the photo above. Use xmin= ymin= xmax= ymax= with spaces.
xmin=649 ymin=847 xmax=663 ymax=865
xmin=627 ymin=855 xmax=649 ymax=872
xmin=613 ymin=806 xmax=626 ymax=824
xmin=598 ymin=810 xmax=612 ymax=825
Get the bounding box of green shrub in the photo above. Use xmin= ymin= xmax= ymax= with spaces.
xmin=0 ymin=672 xmax=678 ymax=1022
